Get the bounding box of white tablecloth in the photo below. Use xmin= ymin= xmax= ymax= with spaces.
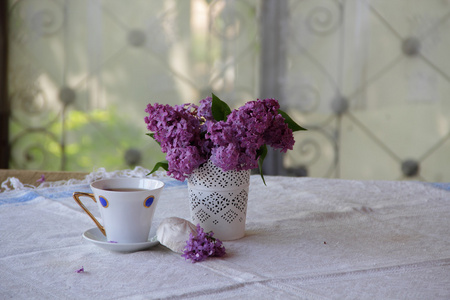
xmin=1 ymin=171 xmax=449 ymax=299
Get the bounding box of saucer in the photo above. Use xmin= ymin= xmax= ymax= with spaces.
xmin=82 ymin=227 xmax=159 ymax=252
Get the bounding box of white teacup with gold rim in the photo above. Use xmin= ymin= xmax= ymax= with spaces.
xmin=73 ymin=178 xmax=164 ymax=243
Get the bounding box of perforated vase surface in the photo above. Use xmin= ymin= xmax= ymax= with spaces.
xmin=187 ymin=160 xmax=251 ymax=240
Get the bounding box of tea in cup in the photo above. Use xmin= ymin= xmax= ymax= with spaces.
xmin=73 ymin=178 xmax=164 ymax=243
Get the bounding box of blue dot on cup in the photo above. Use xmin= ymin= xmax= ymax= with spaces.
xmin=99 ymin=196 xmax=109 ymax=208
xmin=144 ymin=196 xmax=154 ymax=208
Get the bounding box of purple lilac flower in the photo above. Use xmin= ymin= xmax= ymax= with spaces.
xmin=166 ymin=146 xmax=207 ymax=181
xmin=198 ymin=96 xmax=214 ymax=122
xmin=264 ymin=113 xmax=295 ymax=152
xmin=209 ymin=143 xmax=240 ymax=171
xmin=144 ymin=103 xmax=201 ymax=152
xmin=182 ymin=224 xmax=226 ymax=263
xmin=206 ymin=98 xmax=294 ymax=171
xmin=144 ymin=103 xmax=208 ymax=180
xmin=145 ymin=97 xmax=296 ymax=179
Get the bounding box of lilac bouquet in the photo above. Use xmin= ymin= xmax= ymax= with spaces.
xmin=144 ymin=94 xmax=305 ymax=182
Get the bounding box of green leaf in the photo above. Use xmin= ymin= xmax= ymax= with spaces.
xmin=146 ymin=132 xmax=162 ymax=146
xmin=257 ymin=144 xmax=268 ymax=186
xmin=278 ymin=109 xmax=307 ymax=132
xmin=148 ymin=161 xmax=169 ymax=175
xmin=211 ymin=93 xmax=232 ymax=121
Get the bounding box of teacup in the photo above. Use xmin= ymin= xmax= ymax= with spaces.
xmin=73 ymin=178 xmax=164 ymax=243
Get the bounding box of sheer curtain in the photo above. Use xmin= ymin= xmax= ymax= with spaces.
xmin=7 ymin=0 xmax=260 ymax=172
xmin=6 ymin=0 xmax=450 ymax=181
xmin=283 ymin=0 xmax=450 ymax=181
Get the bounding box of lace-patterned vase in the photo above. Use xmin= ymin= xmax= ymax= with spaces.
xmin=187 ymin=160 xmax=251 ymax=240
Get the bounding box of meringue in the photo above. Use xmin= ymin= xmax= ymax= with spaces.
xmin=156 ymin=217 xmax=197 ymax=253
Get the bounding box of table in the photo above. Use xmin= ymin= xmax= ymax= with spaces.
xmin=1 ymin=169 xmax=449 ymax=299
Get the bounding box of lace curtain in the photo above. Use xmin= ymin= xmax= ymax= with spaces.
xmin=6 ymin=0 xmax=450 ymax=181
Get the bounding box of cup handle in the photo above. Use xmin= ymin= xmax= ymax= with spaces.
xmin=73 ymin=192 xmax=106 ymax=236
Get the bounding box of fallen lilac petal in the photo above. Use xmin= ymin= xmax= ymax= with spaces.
xmin=36 ymin=174 xmax=46 ymax=183
xmin=75 ymin=266 xmax=84 ymax=273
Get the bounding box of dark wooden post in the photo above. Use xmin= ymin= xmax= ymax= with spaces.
xmin=0 ymin=0 xmax=10 ymax=169
xmin=259 ymin=0 xmax=289 ymax=175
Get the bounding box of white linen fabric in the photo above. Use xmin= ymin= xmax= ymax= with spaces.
xmin=0 ymin=170 xmax=449 ymax=299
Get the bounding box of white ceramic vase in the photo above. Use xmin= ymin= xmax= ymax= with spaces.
xmin=187 ymin=160 xmax=250 ymax=240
